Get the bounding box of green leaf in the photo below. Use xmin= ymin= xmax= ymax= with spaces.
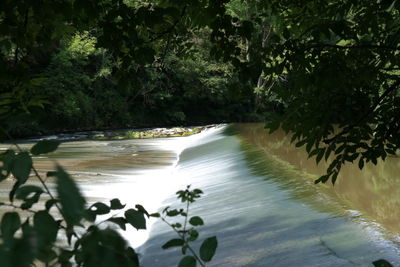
xmin=15 ymin=185 xmax=43 ymax=200
xmin=9 ymin=181 xmax=21 ymax=202
xmin=316 ymin=148 xmax=325 ymax=164
xmin=358 ymin=158 xmax=364 ymax=170
xmin=59 ymin=249 xmax=74 ymax=265
xmin=107 ymin=217 xmax=127 ymax=231
xmin=0 ymin=150 xmax=15 ymax=181
xmin=178 ymin=255 xmax=196 ymax=267
xmin=125 ymin=209 xmax=146 ymax=230
xmin=373 ymin=259 xmax=393 ymax=267
xmin=308 ymin=149 xmax=319 ymax=158
xmin=189 ymin=216 xmax=204 ymax=226
xmin=11 ymin=152 xmax=32 ymax=184
xmin=126 ymin=247 xmax=140 ymax=267
xmin=331 ymin=172 xmax=339 ymax=185
xmin=193 ymin=189 xmax=203 ymax=195
xmin=266 ymin=120 xmax=280 ymax=133
xmin=149 ymin=213 xmax=160 ymax=218
xmin=55 ymin=165 xmax=86 ymax=226
xmin=37 ymin=248 xmax=57 ymax=264
xmin=110 ymin=198 xmax=125 ymax=210
xmin=162 ymin=238 xmax=184 ymax=249
xmin=171 ymin=223 xmax=182 ymax=228
xmin=295 ymin=139 xmax=307 ymax=147
xmin=33 ymin=210 xmax=58 ymax=245
xmin=1 ymin=212 xmax=20 ymax=242
xmin=135 ymin=204 xmax=149 ymax=217
xmin=199 ymin=236 xmax=217 ymax=262
xmin=325 ymin=146 xmax=333 ymax=161
xmin=84 ymin=210 xmax=97 ymax=222
xmin=30 ymin=140 xmax=61 ymax=155
xmin=90 ymin=202 xmax=110 ymax=215
xmin=166 ymin=209 xmax=180 ymax=217
xmin=188 ymin=229 xmax=199 ymax=242
xmin=335 ymin=144 xmax=346 ymax=155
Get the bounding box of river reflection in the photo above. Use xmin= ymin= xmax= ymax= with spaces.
xmin=234 ymin=123 xmax=400 ymax=237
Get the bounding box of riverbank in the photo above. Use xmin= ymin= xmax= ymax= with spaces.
xmin=9 ymin=125 xmax=219 ymax=143
xmin=89 ymin=125 xmax=214 ymax=140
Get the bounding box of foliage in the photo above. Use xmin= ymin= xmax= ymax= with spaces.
xmin=373 ymin=259 xmax=394 ymax=267
xmin=1 ymin=0 xmax=266 ymax=136
xmin=40 ymin=31 xmax=131 ymax=130
xmin=0 ymin=140 xmax=216 ymax=266
xmin=208 ymin=0 xmax=400 ymax=184
xmin=0 ymin=0 xmax=238 ymax=135
xmin=264 ymin=1 xmax=400 ymax=184
xmin=160 ymin=186 xmax=218 ymax=266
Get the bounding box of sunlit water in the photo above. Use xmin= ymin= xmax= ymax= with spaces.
xmin=1 ymin=124 xmax=400 ymax=266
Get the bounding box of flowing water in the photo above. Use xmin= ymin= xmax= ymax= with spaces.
xmin=1 ymin=124 xmax=400 ymax=266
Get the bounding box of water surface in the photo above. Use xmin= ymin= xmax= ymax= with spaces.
xmin=1 ymin=124 xmax=400 ymax=266
xmin=139 ymin=124 xmax=400 ymax=266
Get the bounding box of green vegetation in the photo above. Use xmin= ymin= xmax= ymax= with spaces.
xmin=0 ymin=140 xmax=216 ymax=266
xmin=160 ymin=186 xmax=218 ymax=267
xmin=237 ymin=1 xmax=400 ymax=185
xmin=91 ymin=126 xmax=204 ymax=140
xmin=1 ymin=0 xmax=400 ymax=266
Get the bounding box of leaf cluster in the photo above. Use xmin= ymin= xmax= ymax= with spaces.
xmin=0 ymin=140 xmax=217 ymax=266
xmin=160 ymin=185 xmax=218 ymax=267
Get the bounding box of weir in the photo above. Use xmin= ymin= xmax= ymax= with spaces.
xmin=139 ymin=124 xmax=400 ymax=266
xmin=1 ymin=124 xmax=399 ymax=266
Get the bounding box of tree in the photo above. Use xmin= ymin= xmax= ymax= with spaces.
xmin=0 ymin=0 xmax=231 ymax=135
xmin=217 ymin=0 xmax=400 ymax=184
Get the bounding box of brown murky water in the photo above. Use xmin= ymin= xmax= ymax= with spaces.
xmin=234 ymin=123 xmax=400 ymax=236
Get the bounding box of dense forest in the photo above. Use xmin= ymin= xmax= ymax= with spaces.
xmin=1 ymin=1 xmax=285 ymax=138
xmin=1 ymin=0 xmax=400 ymax=266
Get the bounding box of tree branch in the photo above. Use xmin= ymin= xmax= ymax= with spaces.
xmin=324 ymin=79 xmax=400 ymax=144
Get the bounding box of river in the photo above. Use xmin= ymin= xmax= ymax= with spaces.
xmin=1 ymin=123 xmax=400 ymax=266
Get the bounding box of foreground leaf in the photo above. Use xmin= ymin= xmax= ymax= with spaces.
xmin=11 ymin=152 xmax=32 ymax=184
xmin=33 ymin=210 xmax=58 ymax=246
xmin=373 ymin=259 xmax=393 ymax=267
xmin=178 ymin=255 xmax=196 ymax=267
xmin=0 ymin=150 xmax=15 ymax=181
xmin=162 ymin=238 xmax=184 ymax=249
xmin=1 ymin=212 xmax=20 ymax=242
xmin=89 ymin=202 xmax=110 ymax=215
xmin=189 ymin=216 xmax=204 ymax=226
xmin=125 ymin=209 xmax=146 ymax=230
xmin=15 ymin=185 xmax=43 ymax=200
xmin=54 ymin=166 xmax=85 ymax=225
xmin=110 ymin=198 xmax=125 ymax=210
xmin=30 ymin=140 xmax=61 ymax=155
xmin=199 ymin=236 xmax=217 ymax=262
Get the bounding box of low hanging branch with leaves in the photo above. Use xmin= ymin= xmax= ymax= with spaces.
xmin=0 ymin=139 xmax=217 ymax=266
